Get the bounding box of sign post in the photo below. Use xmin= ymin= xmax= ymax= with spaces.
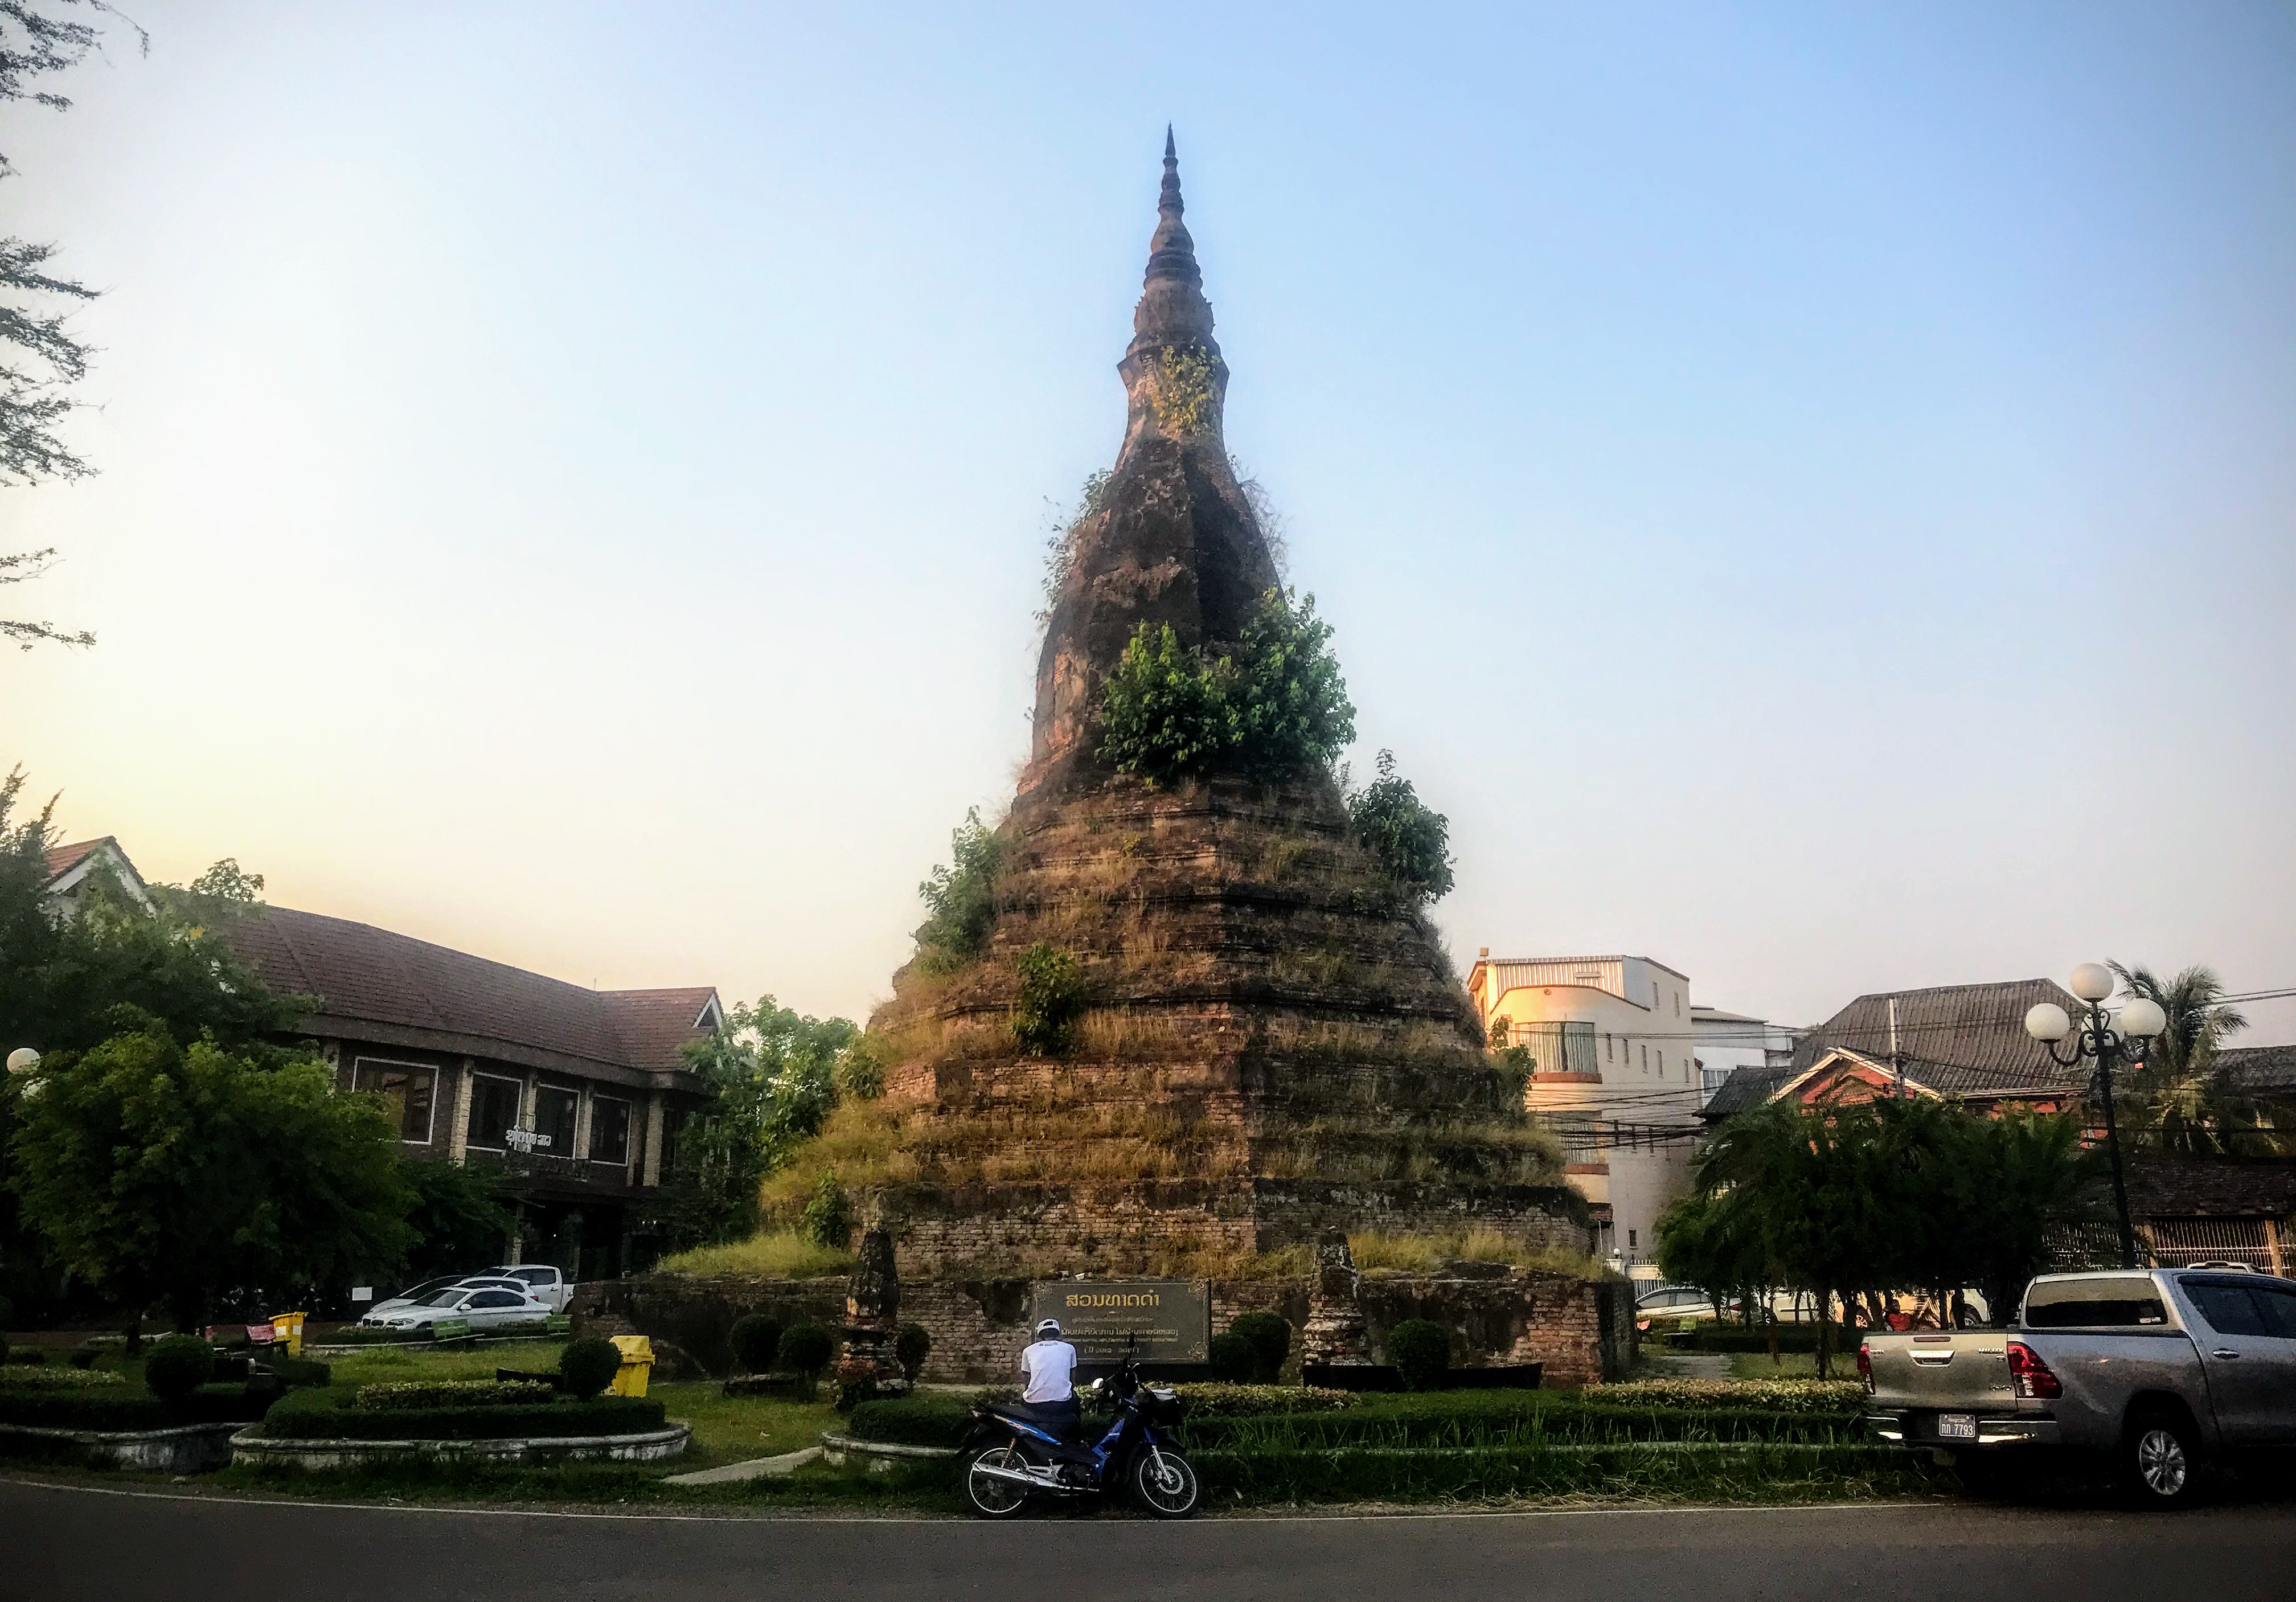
xmin=1027 ymin=1280 xmax=1209 ymax=1374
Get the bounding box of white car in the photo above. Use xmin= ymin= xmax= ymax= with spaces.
xmin=485 ymin=1263 xmax=575 ymax=1313
xmin=358 ymin=1284 xmax=551 ymax=1333
xmin=365 ymin=1274 xmax=530 ymax=1321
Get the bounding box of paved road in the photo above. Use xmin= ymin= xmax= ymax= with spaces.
xmin=3 ymin=1478 xmax=2293 ymax=1602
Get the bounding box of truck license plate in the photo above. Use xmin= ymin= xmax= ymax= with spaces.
xmin=1937 ymin=1413 xmax=1977 ymax=1441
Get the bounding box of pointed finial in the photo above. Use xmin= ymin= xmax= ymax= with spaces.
xmin=1131 ymin=126 xmax=1214 ymax=345
xmin=1165 ymin=124 xmax=1175 ymax=161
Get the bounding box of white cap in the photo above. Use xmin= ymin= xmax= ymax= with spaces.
xmin=1035 ymin=1318 xmax=1062 ymax=1338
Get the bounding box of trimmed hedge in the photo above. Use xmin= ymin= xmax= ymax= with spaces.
xmin=0 ymin=1382 xmax=272 ymax=1433
xmin=1194 ymin=1441 xmax=1926 ymax=1505
xmin=261 ymin=1389 xmax=666 ymax=1441
xmin=1184 ymin=1394 xmax=1864 ymax=1452
xmin=355 ymin=1380 xmax=554 ymax=1411
xmin=845 ymin=1394 xmax=975 ymax=1448
xmin=0 ymin=1367 xmax=129 ymax=1392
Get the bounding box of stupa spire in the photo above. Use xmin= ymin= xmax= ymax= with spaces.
xmin=1129 ymin=127 xmax=1216 ymax=355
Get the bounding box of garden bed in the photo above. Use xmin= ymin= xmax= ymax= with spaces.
xmin=230 ymin=1423 xmax=690 ymax=1471
xmin=260 ymin=1388 xmax=665 ymax=1441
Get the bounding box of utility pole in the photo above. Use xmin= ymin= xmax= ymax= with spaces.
xmin=1889 ymin=997 xmax=1905 ymax=1099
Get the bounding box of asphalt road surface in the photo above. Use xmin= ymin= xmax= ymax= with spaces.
xmin=4 ymin=1480 xmax=2293 ymax=1602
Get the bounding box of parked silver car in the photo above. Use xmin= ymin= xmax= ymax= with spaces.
xmin=358 ymin=1284 xmax=552 ymax=1333
xmin=364 ymin=1274 xmax=528 ymax=1321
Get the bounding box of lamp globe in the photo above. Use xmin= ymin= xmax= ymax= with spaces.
xmin=5 ymin=1047 xmax=39 ymax=1076
xmin=2068 ymin=964 xmax=2116 ymax=1003
xmin=2024 ymin=1003 xmax=2073 ymax=1043
xmin=2117 ymin=997 xmax=2168 ymax=1039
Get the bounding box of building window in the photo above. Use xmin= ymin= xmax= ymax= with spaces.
xmin=534 ymin=1085 xmax=578 ymax=1157
xmin=1629 ymin=1229 xmax=1638 ymax=1251
xmin=1605 ymin=1034 xmax=1613 ymax=1062
xmin=354 ymin=1059 xmax=435 ymax=1144
xmin=590 ymin=1096 xmax=632 ymax=1165
xmin=1658 ymin=1050 xmax=1664 ymax=1073
xmin=1640 ymin=1044 xmax=1648 ymax=1072
xmin=466 ymin=1074 xmax=522 ymax=1151
xmin=1674 ymin=991 xmax=1681 ymax=1017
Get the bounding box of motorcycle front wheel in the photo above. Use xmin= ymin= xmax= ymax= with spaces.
xmin=965 ymin=1444 xmax=1033 ymax=1519
xmin=1129 ymin=1445 xmax=1200 ymax=1518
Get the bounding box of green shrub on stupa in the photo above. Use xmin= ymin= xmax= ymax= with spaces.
xmin=1096 ymin=588 xmax=1355 ymax=786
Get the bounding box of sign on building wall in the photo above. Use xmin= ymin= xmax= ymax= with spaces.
xmin=1028 ymin=1280 xmax=1209 ymax=1366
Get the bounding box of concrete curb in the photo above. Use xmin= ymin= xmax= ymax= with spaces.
xmin=227 ymin=1423 xmax=691 ymax=1471
xmin=817 ymin=1432 xmax=958 ymax=1474
xmin=0 ymin=1420 xmax=245 ymax=1474
xmin=662 ymin=1445 xmax=823 ymax=1485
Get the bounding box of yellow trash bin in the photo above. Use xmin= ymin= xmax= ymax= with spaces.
xmin=608 ymin=1334 xmax=654 ymax=1398
xmin=270 ymin=1312 xmax=306 ymax=1358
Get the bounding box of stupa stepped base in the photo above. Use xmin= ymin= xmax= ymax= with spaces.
xmin=879 ymin=1177 xmax=1591 ymax=1278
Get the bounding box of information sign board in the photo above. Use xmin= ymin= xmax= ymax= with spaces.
xmin=1027 ymin=1279 xmax=1208 ymax=1366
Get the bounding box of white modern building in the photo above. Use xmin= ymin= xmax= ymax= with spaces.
xmin=1463 ymin=952 xmax=1700 ymax=1275
xmin=1690 ymin=1005 xmax=1803 ymax=1109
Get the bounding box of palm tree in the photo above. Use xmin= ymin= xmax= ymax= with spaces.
xmin=2108 ymin=962 xmax=2250 ymax=1156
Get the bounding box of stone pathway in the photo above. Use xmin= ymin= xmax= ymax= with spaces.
xmin=661 ymin=1445 xmax=822 ymax=1485
xmin=1645 ymin=1351 xmax=1735 ymax=1380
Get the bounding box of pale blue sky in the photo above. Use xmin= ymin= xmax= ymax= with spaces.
xmin=6 ymin=2 xmax=2292 ymax=1039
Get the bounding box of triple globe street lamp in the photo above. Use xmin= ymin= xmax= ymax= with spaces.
xmin=2023 ymin=962 xmax=2167 ymax=1271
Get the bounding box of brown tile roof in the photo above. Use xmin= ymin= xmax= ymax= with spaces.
xmin=1703 ymin=978 xmax=2089 ymax=1119
xmin=222 ymin=905 xmax=718 ymax=1077
xmin=2126 ymin=1150 xmax=2296 ymax=1219
xmin=43 ymin=838 xmax=109 ymax=879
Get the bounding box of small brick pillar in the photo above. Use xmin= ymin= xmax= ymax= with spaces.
xmin=833 ymin=1227 xmax=909 ymax=1404
xmin=1301 ymin=1228 xmax=1370 ymax=1365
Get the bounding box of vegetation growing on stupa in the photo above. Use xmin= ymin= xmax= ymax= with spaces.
xmin=1346 ymin=749 xmax=1456 ymax=902
xmin=1097 ymin=588 xmax=1356 ymax=786
xmin=1153 ymin=343 xmax=1218 ymax=433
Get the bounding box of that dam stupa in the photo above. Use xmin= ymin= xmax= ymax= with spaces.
xmin=794 ymin=135 xmax=1582 ymax=1278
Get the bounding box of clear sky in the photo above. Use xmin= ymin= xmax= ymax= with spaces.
xmin=5 ymin=2 xmax=2291 ymax=1041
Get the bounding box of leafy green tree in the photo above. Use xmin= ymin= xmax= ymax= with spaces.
xmin=6 ymin=1018 xmax=415 ymax=1329
xmin=2 ymin=1 xmax=147 ymax=646
xmin=1346 ymin=750 xmax=1454 ymax=901
xmin=1936 ymin=1109 xmax=2107 ymax=1324
xmin=1653 ymin=1187 xmax=1769 ymax=1319
xmin=914 ymin=808 xmax=1003 ymax=973
xmin=0 ymin=770 xmax=305 ymax=1058
xmin=1010 ymin=942 xmax=1084 ymax=1056
xmin=2109 ymin=960 xmax=2276 ymax=1155
xmin=1097 ymin=589 xmax=1355 ymax=786
xmin=397 ymin=1157 xmax=513 ymax=1280
xmin=661 ymin=996 xmax=860 ymax=1249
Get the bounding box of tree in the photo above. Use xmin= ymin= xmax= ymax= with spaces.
xmin=2 ymin=1 xmax=149 ymax=648
xmin=7 ymin=1018 xmax=415 ymax=1329
xmin=914 ymin=808 xmax=1003 ymax=973
xmin=1096 ymin=589 xmax=1356 ymax=786
xmin=398 ymin=1158 xmax=514 ymax=1280
xmin=661 ymin=996 xmax=860 ymax=1249
xmin=0 ymin=769 xmax=305 ymax=1059
xmin=1346 ymin=749 xmax=1454 ymax=901
xmin=2109 ymin=960 xmax=2269 ymax=1155
xmin=1937 ymin=1109 xmax=2107 ymax=1325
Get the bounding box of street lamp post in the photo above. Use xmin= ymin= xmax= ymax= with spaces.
xmin=2023 ymin=963 xmax=2167 ymax=1271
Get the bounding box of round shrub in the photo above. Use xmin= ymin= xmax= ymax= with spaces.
xmin=1387 ymin=1320 xmax=1450 ymax=1392
xmin=557 ymin=1337 xmax=623 ymax=1400
xmin=1207 ymin=1332 xmax=1256 ymax=1384
xmin=1228 ymin=1312 xmax=1292 ymax=1384
xmin=144 ymin=1335 xmax=217 ymax=1403
xmin=729 ymin=1314 xmax=783 ymax=1375
xmin=778 ymin=1322 xmax=834 ymax=1376
xmin=894 ymin=1322 xmax=931 ymax=1380
xmin=69 ymin=1346 xmax=97 ymax=1370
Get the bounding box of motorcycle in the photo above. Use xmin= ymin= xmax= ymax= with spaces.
xmin=956 ymin=1350 xmax=1200 ymax=1519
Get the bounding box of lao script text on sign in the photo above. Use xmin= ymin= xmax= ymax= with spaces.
xmin=1028 ymin=1280 xmax=1208 ymax=1366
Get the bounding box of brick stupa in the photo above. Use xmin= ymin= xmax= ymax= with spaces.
xmin=804 ymin=136 xmax=1581 ymax=1276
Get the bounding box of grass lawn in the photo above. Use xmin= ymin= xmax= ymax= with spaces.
xmin=1727 ymin=1351 xmax=1832 ymax=1380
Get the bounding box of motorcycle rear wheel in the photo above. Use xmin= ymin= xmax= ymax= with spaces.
xmin=1130 ymin=1446 xmax=1200 ymax=1519
xmin=965 ymin=1445 xmax=1033 ymax=1519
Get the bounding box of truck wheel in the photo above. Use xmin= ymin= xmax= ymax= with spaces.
xmin=2120 ymin=1411 xmax=2204 ymax=1509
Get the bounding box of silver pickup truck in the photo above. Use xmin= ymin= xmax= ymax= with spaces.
xmin=1862 ymin=1267 xmax=2296 ymax=1506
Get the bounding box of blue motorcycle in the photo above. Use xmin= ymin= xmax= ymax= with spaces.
xmin=958 ymin=1353 xmax=1200 ymax=1518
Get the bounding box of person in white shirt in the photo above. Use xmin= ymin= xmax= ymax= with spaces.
xmin=1019 ymin=1317 xmax=1081 ymax=1437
